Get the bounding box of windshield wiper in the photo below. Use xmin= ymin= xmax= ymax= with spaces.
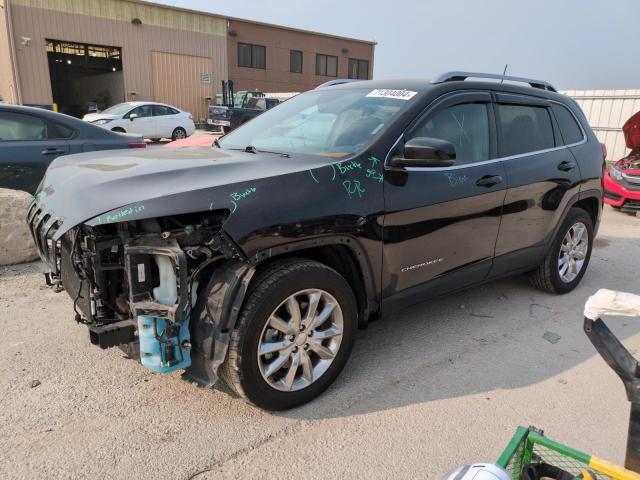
xmin=240 ymin=145 xmax=290 ymax=158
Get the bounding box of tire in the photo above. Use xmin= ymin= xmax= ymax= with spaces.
xmin=529 ymin=207 xmax=594 ymax=294
xmin=220 ymin=259 xmax=357 ymax=410
xmin=171 ymin=127 xmax=187 ymax=141
xmin=111 ymin=127 xmax=126 ymax=133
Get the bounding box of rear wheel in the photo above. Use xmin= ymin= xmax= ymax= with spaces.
xmin=220 ymin=259 xmax=357 ymax=410
xmin=171 ymin=127 xmax=187 ymax=141
xmin=529 ymin=207 xmax=593 ymax=294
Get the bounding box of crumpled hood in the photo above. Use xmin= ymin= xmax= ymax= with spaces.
xmin=32 ymin=147 xmax=331 ymax=240
xmin=616 ymin=151 xmax=640 ymax=173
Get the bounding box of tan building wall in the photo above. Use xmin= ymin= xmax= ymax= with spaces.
xmin=6 ymin=0 xmax=227 ymax=116
xmin=0 ymin=0 xmax=18 ymax=103
xmin=227 ymin=18 xmax=375 ymax=93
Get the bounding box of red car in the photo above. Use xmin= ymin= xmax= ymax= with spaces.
xmin=163 ymin=134 xmax=218 ymax=148
xmin=604 ymin=110 xmax=640 ymax=213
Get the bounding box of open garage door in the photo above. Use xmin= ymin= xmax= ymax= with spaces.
xmin=152 ymin=52 xmax=213 ymax=124
xmin=46 ymin=40 xmax=124 ymax=118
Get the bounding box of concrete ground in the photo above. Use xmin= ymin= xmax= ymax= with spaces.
xmin=0 ymin=206 xmax=638 ymax=480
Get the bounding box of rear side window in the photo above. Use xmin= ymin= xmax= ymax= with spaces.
xmin=552 ymin=104 xmax=584 ymax=145
xmin=0 ymin=111 xmax=73 ymax=141
xmin=410 ymin=103 xmax=490 ymax=165
xmin=497 ymin=104 xmax=555 ymax=156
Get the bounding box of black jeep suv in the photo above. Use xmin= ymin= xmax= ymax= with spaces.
xmin=28 ymin=72 xmax=604 ymax=410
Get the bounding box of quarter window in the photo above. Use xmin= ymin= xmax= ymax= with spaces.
xmin=551 ymin=104 xmax=584 ymax=145
xmin=238 ymin=43 xmax=266 ymax=69
xmin=316 ymin=54 xmax=338 ymax=77
xmin=410 ymin=103 xmax=490 ymax=165
xmin=290 ymin=50 xmax=303 ymax=73
xmin=497 ymin=104 xmax=555 ymax=156
xmin=348 ymin=58 xmax=369 ymax=80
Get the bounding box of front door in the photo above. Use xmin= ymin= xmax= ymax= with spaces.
xmin=125 ymin=104 xmax=155 ymax=137
xmin=382 ymin=92 xmax=506 ymax=307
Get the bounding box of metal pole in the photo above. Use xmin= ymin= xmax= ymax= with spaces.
xmin=627 ymin=403 xmax=640 ymax=472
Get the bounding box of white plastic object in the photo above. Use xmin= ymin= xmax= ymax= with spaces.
xmin=439 ymin=464 xmax=510 ymax=480
xmin=584 ymin=289 xmax=640 ymax=320
xmin=152 ymin=255 xmax=178 ymax=305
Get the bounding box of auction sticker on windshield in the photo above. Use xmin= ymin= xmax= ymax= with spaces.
xmin=366 ymin=89 xmax=418 ymax=100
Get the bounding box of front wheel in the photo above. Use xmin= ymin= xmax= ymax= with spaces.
xmin=529 ymin=207 xmax=594 ymax=294
xmin=171 ymin=127 xmax=187 ymax=141
xmin=220 ymin=259 xmax=357 ymax=410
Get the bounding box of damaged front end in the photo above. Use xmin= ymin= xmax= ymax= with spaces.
xmin=27 ymin=204 xmax=253 ymax=385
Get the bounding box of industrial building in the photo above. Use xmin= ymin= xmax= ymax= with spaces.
xmin=0 ymin=0 xmax=375 ymax=121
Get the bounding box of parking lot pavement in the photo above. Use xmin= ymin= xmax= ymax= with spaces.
xmin=0 ymin=206 xmax=638 ymax=480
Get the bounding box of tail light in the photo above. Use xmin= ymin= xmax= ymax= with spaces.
xmin=128 ymin=141 xmax=147 ymax=148
xmin=601 ymin=143 xmax=607 ymax=161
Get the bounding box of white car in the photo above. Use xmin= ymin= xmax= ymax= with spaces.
xmin=83 ymin=102 xmax=196 ymax=141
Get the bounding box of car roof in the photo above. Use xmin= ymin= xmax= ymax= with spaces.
xmin=121 ymin=101 xmax=180 ymax=108
xmin=0 ymin=104 xmax=88 ymax=123
xmin=315 ymin=77 xmax=568 ymax=103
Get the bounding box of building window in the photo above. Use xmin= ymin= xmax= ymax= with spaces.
xmin=316 ymin=54 xmax=338 ymax=77
xmin=348 ymin=58 xmax=369 ymax=80
xmin=238 ymin=43 xmax=266 ymax=69
xmin=290 ymin=50 xmax=303 ymax=73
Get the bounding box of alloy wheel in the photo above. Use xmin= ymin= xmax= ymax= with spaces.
xmin=558 ymin=221 xmax=588 ymax=283
xmin=257 ymin=289 xmax=344 ymax=392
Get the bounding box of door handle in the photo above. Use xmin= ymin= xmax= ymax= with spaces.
xmin=475 ymin=175 xmax=503 ymax=188
xmin=41 ymin=148 xmax=66 ymax=155
xmin=557 ymin=161 xmax=577 ymax=172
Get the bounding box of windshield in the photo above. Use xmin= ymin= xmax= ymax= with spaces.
xmin=219 ymin=88 xmax=417 ymax=158
xmin=101 ymin=103 xmax=135 ymax=115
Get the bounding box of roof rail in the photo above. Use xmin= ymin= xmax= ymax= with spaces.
xmin=315 ymin=79 xmax=362 ymax=89
xmin=431 ymin=71 xmax=557 ymax=92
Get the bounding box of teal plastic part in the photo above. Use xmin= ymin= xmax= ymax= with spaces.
xmin=138 ymin=314 xmax=191 ymax=373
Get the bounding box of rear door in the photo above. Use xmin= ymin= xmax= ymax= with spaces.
xmin=491 ymin=93 xmax=582 ymax=276
xmin=382 ymin=91 xmax=507 ymax=304
xmin=0 ymin=110 xmax=71 ymax=193
xmin=152 ymin=104 xmax=176 ymax=138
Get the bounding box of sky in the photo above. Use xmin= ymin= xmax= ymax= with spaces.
xmin=159 ymin=0 xmax=639 ymax=90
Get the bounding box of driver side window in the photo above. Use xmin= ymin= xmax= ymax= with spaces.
xmin=410 ymin=103 xmax=489 ymax=165
xmin=127 ymin=105 xmax=152 ymax=118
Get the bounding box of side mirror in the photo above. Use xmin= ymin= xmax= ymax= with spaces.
xmin=390 ymin=137 xmax=456 ymax=168
xmin=129 ymin=113 xmax=138 ymax=122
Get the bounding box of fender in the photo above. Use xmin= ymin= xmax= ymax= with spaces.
xmin=247 ymin=234 xmax=380 ymax=318
xmin=548 ymin=188 xmax=602 ymax=244
xmin=182 ymin=234 xmax=379 ymax=387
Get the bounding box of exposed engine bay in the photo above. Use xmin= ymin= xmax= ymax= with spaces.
xmin=38 ymin=209 xmax=250 ymax=382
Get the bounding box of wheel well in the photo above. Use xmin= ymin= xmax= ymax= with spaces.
xmin=572 ymin=196 xmax=599 ymax=226
xmin=253 ymin=245 xmax=371 ymax=327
